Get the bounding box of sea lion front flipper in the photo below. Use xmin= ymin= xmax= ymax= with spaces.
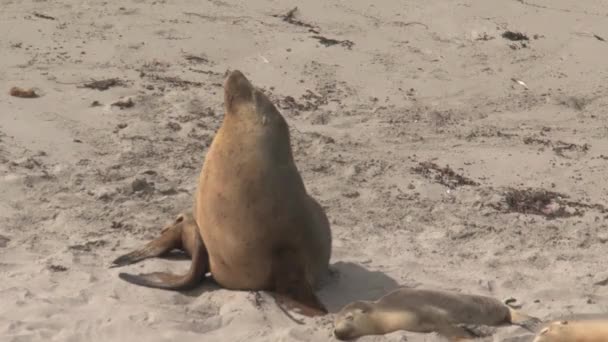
xmin=117 ymin=225 xmax=209 ymax=291
xmin=111 ymin=214 xmax=188 ymax=268
xmin=435 ymin=323 xmax=479 ymax=341
xmin=111 ymin=230 xmax=182 ymax=268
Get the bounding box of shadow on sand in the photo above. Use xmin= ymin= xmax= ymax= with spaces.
xmin=319 ymin=261 xmax=400 ymax=313
xmin=112 ymin=257 xmax=400 ymax=307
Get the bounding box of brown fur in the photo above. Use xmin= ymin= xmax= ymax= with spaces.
xmin=112 ymin=70 xmax=332 ymax=317
xmin=533 ymin=320 xmax=608 ymax=342
xmin=333 ymin=288 xmax=541 ymax=341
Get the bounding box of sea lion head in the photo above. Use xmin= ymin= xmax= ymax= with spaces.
xmin=222 ymin=69 xmax=292 ymax=160
xmin=333 ymin=301 xmax=377 ymax=340
xmin=532 ymin=321 xmax=568 ymax=342
xmin=224 ymin=70 xmax=254 ymax=114
xmin=223 ymin=70 xmax=285 ymax=125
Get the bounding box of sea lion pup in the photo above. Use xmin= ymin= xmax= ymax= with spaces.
xmin=533 ymin=319 xmax=608 ymax=342
xmin=113 ymin=70 xmax=332 ymax=316
xmin=332 ymin=288 xmax=541 ymax=341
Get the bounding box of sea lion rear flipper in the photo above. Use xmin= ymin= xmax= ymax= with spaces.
xmin=271 ymin=248 xmax=327 ymax=318
xmin=271 ymin=286 xmax=327 ymax=318
xmin=508 ymin=308 xmax=543 ymax=332
xmin=117 ymin=226 xmax=209 ymax=291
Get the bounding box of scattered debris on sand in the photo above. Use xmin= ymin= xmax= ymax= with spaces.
xmin=273 ymin=8 xmax=353 ymax=49
xmin=501 ymin=31 xmax=529 ymax=41
xmin=183 ymin=53 xmax=209 ymax=64
xmin=558 ymin=95 xmax=590 ymax=111
xmin=32 ymin=12 xmax=56 ymax=20
xmin=68 ymin=240 xmax=108 ymax=252
xmin=273 ymin=7 xmax=320 ymax=33
xmin=0 ymin=234 xmax=9 ymax=248
xmin=490 ymin=187 xmax=607 ymax=219
xmin=511 ymin=78 xmax=529 ymax=90
xmin=496 ymin=188 xmax=578 ymax=218
xmin=523 ymin=137 xmax=551 ymax=146
xmin=552 ymin=140 xmax=590 ymax=157
xmin=523 ymin=136 xmax=590 ymax=158
xmin=311 ymin=35 xmax=354 ymax=49
xmin=48 ymin=264 xmax=68 ymax=272
xmin=9 ymin=86 xmax=39 ymax=98
xmin=275 ymin=90 xmax=328 ymax=112
xmin=111 ymin=98 xmax=134 ymax=109
xmin=412 ymin=161 xmax=479 ymax=189
xmin=80 ymin=78 xmax=126 ymax=91
xmin=143 ymin=74 xmax=203 ymax=89
xmin=463 ymin=126 xmax=518 ymax=141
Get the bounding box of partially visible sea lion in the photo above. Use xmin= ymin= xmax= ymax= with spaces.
xmin=332 ymin=288 xmax=541 ymax=341
xmin=532 ymin=319 xmax=608 ymax=342
xmin=112 ymin=70 xmax=332 ymax=316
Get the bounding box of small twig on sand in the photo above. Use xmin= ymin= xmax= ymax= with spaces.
xmin=392 ymin=21 xmax=429 ymax=29
xmin=272 ymin=7 xmax=320 ymax=33
xmin=33 ymin=12 xmax=56 ymax=20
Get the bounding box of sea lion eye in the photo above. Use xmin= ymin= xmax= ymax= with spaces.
xmin=175 ymin=215 xmax=184 ymax=223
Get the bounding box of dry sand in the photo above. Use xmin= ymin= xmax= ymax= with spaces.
xmin=2 ymin=0 xmax=608 ymax=341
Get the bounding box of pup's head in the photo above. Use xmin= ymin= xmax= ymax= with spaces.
xmin=532 ymin=321 xmax=569 ymax=342
xmin=333 ymin=301 xmax=377 ymax=340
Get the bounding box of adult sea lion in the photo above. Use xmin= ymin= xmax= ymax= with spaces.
xmin=112 ymin=70 xmax=332 ymax=316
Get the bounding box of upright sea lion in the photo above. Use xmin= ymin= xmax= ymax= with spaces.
xmin=112 ymin=70 xmax=332 ymax=316
xmin=332 ymin=288 xmax=541 ymax=341
xmin=532 ymin=319 xmax=608 ymax=342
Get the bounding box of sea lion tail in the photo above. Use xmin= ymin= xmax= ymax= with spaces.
xmin=117 ymin=230 xmax=208 ymax=291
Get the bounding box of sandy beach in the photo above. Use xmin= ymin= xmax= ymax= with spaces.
xmin=1 ymin=0 xmax=608 ymax=341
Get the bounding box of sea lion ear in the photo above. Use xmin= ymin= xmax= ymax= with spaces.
xmin=224 ymin=70 xmax=254 ymax=113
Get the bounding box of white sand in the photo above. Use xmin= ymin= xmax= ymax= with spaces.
xmin=2 ymin=0 xmax=608 ymax=341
